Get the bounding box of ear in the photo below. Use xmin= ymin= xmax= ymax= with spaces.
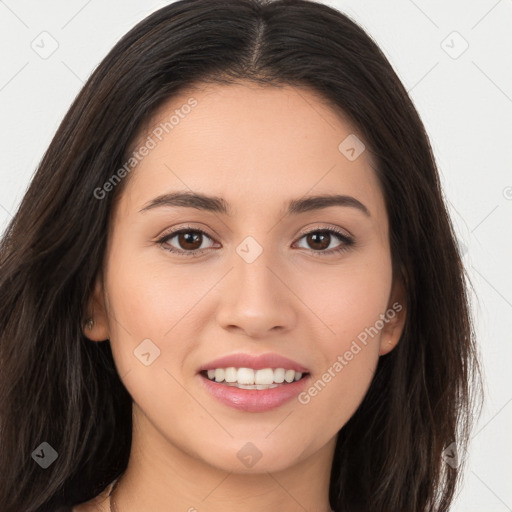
xmin=379 ymin=273 xmax=407 ymax=356
xmin=82 ymin=272 xmax=110 ymax=342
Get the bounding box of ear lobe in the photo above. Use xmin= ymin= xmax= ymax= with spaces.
xmin=379 ymin=335 xmax=400 ymax=356
xmin=379 ymin=277 xmax=407 ymax=356
xmin=82 ymin=274 xmax=110 ymax=342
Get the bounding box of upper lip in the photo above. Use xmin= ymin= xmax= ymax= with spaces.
xmin=198 ymin=352 xmax=309 ymax=373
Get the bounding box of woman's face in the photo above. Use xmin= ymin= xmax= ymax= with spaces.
xmin=88 ymin=82 xmax=405 ymax=474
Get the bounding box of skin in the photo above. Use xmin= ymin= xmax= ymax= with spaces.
xmin=77 ymin=81 xmax=406 ymax=512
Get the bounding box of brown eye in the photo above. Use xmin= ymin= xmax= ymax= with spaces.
xmin=158 ymin=228 xmax=216 ymax=256
xmin=295 ymin=228 xmax=354 ymax=255
xmin=305 ymin=231 xmax=331 ymax=251
xmin=175 ymin=231 xmax=203 ymax=250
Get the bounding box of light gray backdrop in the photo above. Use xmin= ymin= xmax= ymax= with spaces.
xmin=1 ymin=1 xmax=511 ymax=510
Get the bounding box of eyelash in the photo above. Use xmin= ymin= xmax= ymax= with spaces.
xmin=156 ymin=225 xmax=355 ymax=258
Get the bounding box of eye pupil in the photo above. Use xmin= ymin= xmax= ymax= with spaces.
xmin=308 ymin=232 xmax=330 ymax=250
xmin=179 ymin=231 xmax=202 ymax=250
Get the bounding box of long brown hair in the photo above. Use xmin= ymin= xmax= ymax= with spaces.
xmin=0 ymin=0 xmax=483 ymax=510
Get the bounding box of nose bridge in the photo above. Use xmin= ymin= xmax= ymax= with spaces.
xmin=233 ymin=234 xmax=281 ymax=303
xmin=215 ymin=234 xmax=295 ymax=335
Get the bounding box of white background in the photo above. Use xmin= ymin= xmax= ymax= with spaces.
xmin=1 ymin=1 xmax=511 ymax=510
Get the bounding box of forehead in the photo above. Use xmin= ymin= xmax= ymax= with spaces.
xmin=116 ymin=82 xmax=387 ymax=231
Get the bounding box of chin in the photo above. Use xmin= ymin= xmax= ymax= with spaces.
xmin=196 ymin=438 xmax=305 ymax=475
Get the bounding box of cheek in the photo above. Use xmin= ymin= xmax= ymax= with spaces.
xmin=295 ymin=269 xmax=386 ymax=423
xmin=296 ymin=252 xmax=392 ymax=349
xmin=103 ymin=239 xmax=202 ymax=380
xmin=298 ymin=343 xmax=379 ymax=434
xmin=103 ymin=259 xmax=201 ymax=422
xmin=106 ymin=235 xmax=203 ymax=337
xmin=293 ymin=256 xmax=390 ymax=423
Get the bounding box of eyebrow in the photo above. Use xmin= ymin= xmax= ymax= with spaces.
xmin=139 ymin=191 xmax=370 ymax=217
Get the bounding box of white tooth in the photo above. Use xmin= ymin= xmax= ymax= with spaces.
xmin=255 ymin=383 xmax=280 ymax=389
xmin=254 ymin=368 xmax=274 ymax=385
xmin=237 ymin=383 xmax=280 ymax=390
xmin=220 ymin=382 xmax=281 ymax=390
xmin=273 ymin=368 xmax=285 ymax=383
xmin=237 ymin=367 xmax=255 ymax=385
xmin=208 ymin=366 xmax=302 ymax=384
xmin=284 ymin=369 xmax=295 ymax=383
xmin=224 ymin=367 xmax=237 ymax=383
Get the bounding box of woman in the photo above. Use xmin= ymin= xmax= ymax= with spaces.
xmin=0 ymin=0 xmax=483 ymax=511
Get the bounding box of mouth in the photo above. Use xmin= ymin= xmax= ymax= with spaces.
xmin=197 ymin=367 xmax=311 ymax=412
xmin=199 ymin=368 xmax=310 ymax=390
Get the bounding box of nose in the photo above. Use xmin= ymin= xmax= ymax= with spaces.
xmin=215 ymin=246 xmax=297 ymax=338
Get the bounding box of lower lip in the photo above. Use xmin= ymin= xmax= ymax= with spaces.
xmin=198 ymin=373 xmax=310 ymax=412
